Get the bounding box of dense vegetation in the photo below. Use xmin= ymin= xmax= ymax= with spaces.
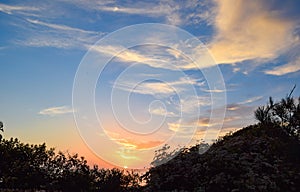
xmin=0 ymin=129 xmax=141 ymax=191
xmin=0 ymin=92 xmax=300 ymax=191
xmin=143 ymin=92 xmax=300 ymax=191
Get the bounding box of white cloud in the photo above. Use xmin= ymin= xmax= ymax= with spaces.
xmin=209 ymin=0 xmax=298 ymax=65
xmin=0 ymin=3 xmax=39 ymax=15
xmin=113 ymin=74 xmax=210 ymax=116
xmin=202 ymin=88 xmax=226 ymax=93
xmin=91 ymin=45 xmax=160 ymax=65
xmin=149 ymin=106 xmax=177 ymax=117
xmin=91 ymin=45 xmax=183 ymax=70
xmin=39 ymin=106 xmax=74 ymax=116
xmin=238 ymin=96 xmax=263 ymax=105
xmin=113 ymin=75 xmax=205 ymax=98
xmin=88 ymin=1 xmax=182 ymax=25
xmin=26 ymin=19 xmax=99 ymax=35
xmin=92 ymin=44 xmax=217 ymax=71
xmin=167 ymin=122 xmax=195 ymax=133
xmin=63 ymin=0 xmax=213 ymax=26
xmin=264 ymin=57 xmax=300 ymax=76
xmin=114 ymin=80 xmax=178 ymax=96
xmin=0 ymin=2 xmax=104 ymax=49
xmin=19 ymin=19 xmax=104 ymax=49
xmin=179 ymin=95 xmax=211 ymax=114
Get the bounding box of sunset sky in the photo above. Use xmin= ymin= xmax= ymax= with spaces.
xmin=1 ymin=0 xmax=300 ymax=169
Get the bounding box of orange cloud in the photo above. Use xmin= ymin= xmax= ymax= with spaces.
xmin=265 ymin=57 xmax=300 ymax=75
xmin=106 ymin=131 xmax=163 ymax=150
xmin=39 ymin=106 xmax=74 ymax=116
xmin=209 ymin=0 xmax=296 ymax=64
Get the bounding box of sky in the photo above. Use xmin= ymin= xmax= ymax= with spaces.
xmin=1 ymin=0 xmax=300 ymax=169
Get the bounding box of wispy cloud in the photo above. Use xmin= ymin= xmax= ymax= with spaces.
xmin=226 ymin=104 xmax=240 ymax=111
xmin=238 ymin=96 xmax=263 ymax=105
xmin=179 ymin=95 xmax=211 ymax=114
xmin=106 ymin=131 xmax=163 ymax=150
xmin=167 ymin=122 xmax=197 ymax=134
xmin=91 ymin=45 xmax=160 ymax=65
xmin=193 ymin=115 xmax=240 ymax=130
xmin=0 ymin=2 xmax=104 ymax=50
xmin=114 ymin=80 xmax=178 ymax=96
xmin=113 ymin=71 xmax=210 ymax=117
xmin=19 ymin=19 xmax=104 ymax=49
xmin=39 ymin=106 xmax=74 ymax=116
xmin=202 ymin=88 xmax=226 ymax=93
xmin=113 ymin=75 xmax=206 ymax=99
xmin=26 ymin=19 xmax=99 ymax=35
xmin=149 ymin=106 xmax=177 ymax=117
xmin=264 ymin=57 xmax=300 ymax=76
xmin=196 ymin=117 xmax=211 ymax=127
xmin=74 ymin=1 xmax=182 ymax=25
xmin=0 ymin=3 xmax=39 ymax=15
xmin=225 ymin=96 xmax=263 ymax=112
xmin=91 ymin=45 xmax=203 ymax=70
xmin=63 ymin=0 xmax=214 ymax=26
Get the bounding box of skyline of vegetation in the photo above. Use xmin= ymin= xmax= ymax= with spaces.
xmin=1 ymin=93 xmax=300 ymax=191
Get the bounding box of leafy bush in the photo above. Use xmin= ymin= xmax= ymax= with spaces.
xmin=0 ymin=137 xmax=142 ymax=191
xmin=144 ymin=94 xmax=300 ymax=192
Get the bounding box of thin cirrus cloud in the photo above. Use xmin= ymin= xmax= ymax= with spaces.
xmin=91 ymin=45 xmax=160 ymax=66
xmin=92 ymin=43 xmax=219 ymax=72
xmin=113 ymin=80 xmax=180 ymax=100
xmin=113 ymin=75 xmax=210 ymax=115
xmin=117 ymin=139 xmax=163 ymax=150
xmin=113 ymin=76 xmax=204 ymax=97
xmin=1 ymin=0 xmax=211 ymax=50
xmin=2 ymin=0 xmax=300 ymax=75
xmin=91 ymin=45 xmax=193 ymax=71
xmin=20 ymin=19 xmax=104 ymax=49
xmin=167 ymin=122 xmax=190 ymax=133
xmin=197 ymin=95 xmax=264 ymax=134
xmin=237 ymin=96 xmax=263 ymax=105
xmin=201 ymin=88 xmax=226 ymax=93
xmin=149 ymin=106 xmax=177 ymax=117
xmin=106 ymin=130 xmax=163 ymax=150
xmin=0 ymin=3 xmax=39 ymax=15
xmin=26 ymin=19 xmax=99 ymax=35
xmin=264 ymin=57 xmax=300 ymax=76
xmin=39 ymin=106 xmax=75 ymax=116
xmin=0 ymin=3 xmax=104 ymax=49
xmin=65 ymin=0 xmax=213 ymax=26
xmin=226 ymin=96 xmax=263 ymax=112
xmin=69 ymin=0 xmax=198 ymax=26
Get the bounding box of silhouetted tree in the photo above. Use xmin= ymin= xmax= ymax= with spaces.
xmin=255 ymin=105 xmax=271 ymax=124
xmin=254 ymin=86 xmax=300 ymax=137
xmin=151 ymin=144 xmax=182 ymax=167
xmin=144 ymin=93 xmax=300 ymax=191
xmin=0 ymin=138 xmax=54 ymax=189
xmin=0 ymin=135 xmax=143 ymax=191
xmin=0 ymin=121 xmax=3 ymax=140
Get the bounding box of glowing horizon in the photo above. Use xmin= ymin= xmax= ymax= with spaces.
xmin=1 ymin=0 xmax=300 ymax=169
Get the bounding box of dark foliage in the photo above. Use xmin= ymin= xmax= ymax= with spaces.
xmin=1 ymin=94 xmax=300 ymax=191
xmin=0 ymin=137 xmax=142 ymax=191
xmin=0 ymin=122 xmax=3 ymax=140
xmin=254 ymin=87 xmax=300 ymax=138
xmin=144 ymin=124 xmax=300 ymax=192
xmin=143 ymin=95 xmax=300 ymax=192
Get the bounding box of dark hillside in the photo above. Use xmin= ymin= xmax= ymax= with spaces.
xmin=143 ymin=124 xmax=300 ymax=192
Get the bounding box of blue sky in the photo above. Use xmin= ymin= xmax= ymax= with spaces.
xmin=1 ymin=0 xmax=300 ymax=168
